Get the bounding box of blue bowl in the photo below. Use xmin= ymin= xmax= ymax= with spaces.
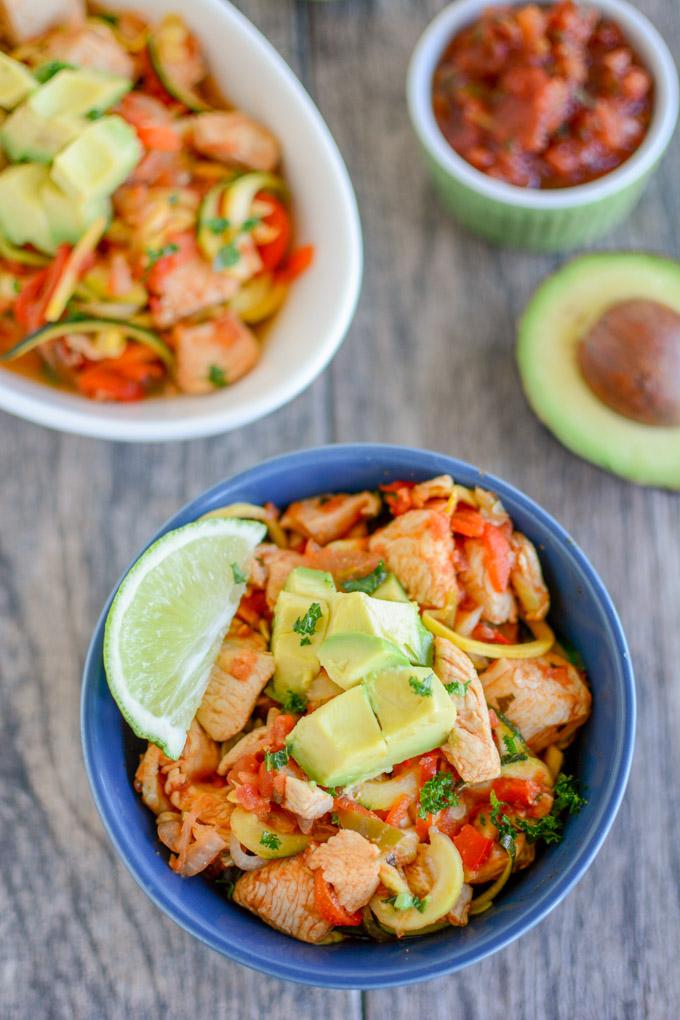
xmin=81 ymin=445 xmax=635 ymax=988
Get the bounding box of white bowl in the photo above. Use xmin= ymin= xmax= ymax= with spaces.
xmin=0 ymin=0 xmax=362 ymax=441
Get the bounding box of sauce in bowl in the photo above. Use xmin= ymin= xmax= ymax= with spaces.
xmin=432 ymin=0 xmax=653 ymax=189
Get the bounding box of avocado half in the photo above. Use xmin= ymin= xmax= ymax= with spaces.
xmin=517 ymin=253 xmax=680 ymax=489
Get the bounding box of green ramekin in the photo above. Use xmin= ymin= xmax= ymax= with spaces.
xmin=407 ymin=0 xmax=679 ymax=252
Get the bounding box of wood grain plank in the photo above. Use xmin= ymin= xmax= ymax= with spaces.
xmin=307 ymin=0 xmax=680 ymax=1017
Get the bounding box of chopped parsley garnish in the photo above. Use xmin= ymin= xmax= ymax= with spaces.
xmin=489 ymin=790 xmax=517 ymax=861
xmin=500 ymin=732 xmax=528 ymax=766
xmin=34 ymin=61 xmax=76 ymax=83
xmin=342 ymin=561 xmax=388 ymax=595
xmin=260 ymin=831 xmax=281 ymax=850
xmin=383 ymin=892 xmax=426 ymax=912
xmin=282 ymin=690 xmax=308 ymax=714
xmin=331 ymin=812 xmax=340 ymax=826
xmin=418 ymin=771 xmax=460 ymax=818
xmin=146 ymin=242 xmax=179 ymax=268
xmin=12 ymin=279 xmax=21 ymax=294
xmin=215 ymin=875 xmax=235 ymax=897
xmin=242 ymin=216 xmax=260 ymax=232
xmin=553 ymin=773 xmax=587 ymax=815
xmin=95 ymin=11 xmax=119 ymax=26
xmin=409 ymin=674 xmax=433 ymax=697
xmin=85 ymin=109 xmax=104 ymax=120
xmin=489 ymin=775 xmax=587 ymax=855
xmin=324 ymin=786 xmax=340 ymax=798
xmin=445 ymin=678 xmax=471 ymax=697
xmin=205 ymin=216 xmax=231 ymax=234
xmin=514 ymin=812 xmax=563 ymax=846
xmin=214 ymin=242 xmax=240 ymax=269
xmin=265 ymin=748 xmax=289 ymax=771
xmin=231 ymin=562 xmax=247 ymax=584
xmin=293 ymin=602 xmax=322 ymax=646
xmin=208 ymin=364 xmax=228 ymax=388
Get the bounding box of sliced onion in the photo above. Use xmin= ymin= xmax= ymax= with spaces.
xmin=157 ymin=811 xmax=182 ymax=852
xmin=179 ymin=826 xmax=227 ymax=877
xmin=230 ymin=833 xmax=267 ymax=871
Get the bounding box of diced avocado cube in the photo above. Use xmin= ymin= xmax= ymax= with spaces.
xmin=372 ymin=573 xmax=410 ymax=603
xmin=0 ymin=163 xmax=53 ymax=253
xmin=270 ymin=591 xmax=331 ymax=701
xmin=28 ymin=68 xmax=131 ymax=119
xmin=318 ymin=632 xmax=409 ymax=689
xmin=51 ymin=116 xmax=141 ymax=201
xmin=366 ymin=667 xmax=456 ymax=764
xmin=284 ymin=567 xmax=336 ymax=601
xmin=0 ymin=53 xmax=36 ymax=109
xmin=41 ymin=178 xmax=111 ymax=247
xmin=328 ymin=592 xmax=433 ymax=666
xmin=0 ymin=105 xmax=82 ymax=163
xmin=287 ymin=684 xmax=389 ymax=787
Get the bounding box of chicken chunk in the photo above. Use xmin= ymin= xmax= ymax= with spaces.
xmin=411 ymin=474 xmax=454 ymax=508
xmin=197 ymin=633 xmax=274 ymax=742
xmin=369 ymin=509 xmax=457 ymax=608
xmin=480 ymin=654 xmax=591 ymax=752
xmin=173 ymin=781 xmax=234 ymax=839
xmin=283 ymin=776 xmax=333 ymax=821
xmin=0 ymin=0 xmax=83 ymax=46
xmin=280 ymin=492 xmax=381 ymax=546
xmin=164 ymin=720 xmax=220 ymax=806
xmin=435 ymin=637 xmax=501 ymax=784
xmin=173 ymin=310 xmax=259 ymax=393
xmin=134 ymin=743 xmax=173 ymax=815
xmin=217 ymin=725 xmax=269 ymax=775
xmin=233 ymin=854 xmax=332 ymax=944
xmin=151 ymin=258 xmax=239 ymax=330
xmin=510 ymin=532 xmax=550 ymax=621
xmin=40 ymin=22 xmax=134 ymax=78
xmin=460 ymin=538 xmax=517 ymax=625
xmin=308 ymin=830 xmax=380 ymax=914
xmin=190 ymin=112 xmax=280 ymax=171
xmin=255 ymin=545 xmax=305 ymax=609
xmin=304 ymin=539 xmax=382 ymax=585
xmin=448 ymin=883 xmax=473 ymax=926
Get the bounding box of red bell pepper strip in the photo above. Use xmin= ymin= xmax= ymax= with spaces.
xmin=384 ymin=793 xmax=413 ymax=828
xmin=492 ymin=777 xmax=542 ymax=808
xmin=450 ymin=508 xmax=485 ymax=537
xmin=256 ymin=193 xmax=291 ymax=271
xmin=482 ymin=523 xmax=513 ymax=592
xmin=277 ymin=244 xmax=314 ymax=283
xmin=453 ymin=823 xmax=494 ymax=872
xmin=313 ymin=871 xmax=363 ymax=927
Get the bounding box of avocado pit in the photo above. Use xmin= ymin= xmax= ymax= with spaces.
xmin=578 ymin=299 xmax=680 ymax=427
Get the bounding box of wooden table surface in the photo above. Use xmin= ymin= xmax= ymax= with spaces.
xmin=2 ymin=1 xmax=679 ymax=1017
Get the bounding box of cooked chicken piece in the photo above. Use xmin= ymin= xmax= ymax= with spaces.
xmin=480 ymin=654 xmax=591 ymax=752
xmin=403 ymin=844 xmax=432 ymax=899
xmin=369 ymin=509 xmax=457 ymax=608
xmin=255 ymin=545 xmax=305 ymax=609
xmin=280 ymin=492 xmax=381 ymax=546
xmin=411 ymin=475 xmax=454 ymax=508
xmin=469 ymin=835 xmax=535 ymax=884
xmin=448 ymin=883 xmax=473 ymax=926
xmin=172 ymin=781 xmax=234 ymax=840
xmin=304 ymin=539 xmax=382 ymax=585
xmin=134 ymin=743 xmax=174 ymax=815
xmin=197 ymin=633 xmax=274 ymax=742
xmin=173 ymin=310 xmax=259 ymax=393
xmin=171 ymin=816 xmax=228 ymax=877
xmin=475 ymin=487 xmax=510 ymax=526
xmin=283 ymin=776 xmax=333 ymax=821
xmin=151 ymin=255 xmax=239 ymax=329
xmin=0 ymin=0 xmax=83 ymax=46
xmin=190 ymin=112 xmax=280 ymax=171
xmin=510 ymin=532 xmax=550 ymax=621
xmin=234 ymin=854 xmax=332 ymax=944
xmin=40 ymin=22 xmax=134 ymax=78
xmin=308 ymin=830 xmax=380 ymax=914
xmin=435 ymin=637 xmax=501 ymax=784
xmin=164 ymin=720 xmax=220 ymax=807
xmin=217 ymin=725 xmax=269 ymax=775
xmin=460 ymin=538 xmax=517 ymax=625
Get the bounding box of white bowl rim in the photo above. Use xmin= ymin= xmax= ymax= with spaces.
xmin=0 ymin=0 xmax=363 ymax=442
xmin=407 ymin=0 xmax=679 ymax=209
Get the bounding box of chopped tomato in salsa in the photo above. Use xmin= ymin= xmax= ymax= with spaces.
xmin=432 ymin=1 xmax=653 ymax=188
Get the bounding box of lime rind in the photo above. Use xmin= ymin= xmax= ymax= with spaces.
xmin=104 ymin=517 xmax=266 ymax=758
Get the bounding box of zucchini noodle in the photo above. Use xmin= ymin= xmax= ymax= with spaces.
xmin=469 ymin=855 xmax=513 ymax=916
xmin=422 ymin=613 xmax=555 ymax=660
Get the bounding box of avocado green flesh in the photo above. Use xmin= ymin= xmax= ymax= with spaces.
xmin=366 ymin=667 xmax=456 ymax=761
xmin=517 ymin=253 xmax=680 ymax=489
xmin=0 ymin=53 xmax=36 ymax=109
xmin=372 ymin=574 xmax=410 ymax=603
xmin=270 ymin=591 xmax=331 ymax=702
xmin=27 ymin=69 xmax=130 ymax=119
xmin=51 ymin=116 xmax=142 ymax=200
xmin=0 ymin=164 xmax=53 ymax=253
xmin=284 ymin=566 xmax=336 ymax=601
xmin=318 ymin=633 xmax=409 ymax=689
xmin=1 ymin=106 xmax=82 ymax=163
xmin=328 ymin=592 xmax=432 ymax=666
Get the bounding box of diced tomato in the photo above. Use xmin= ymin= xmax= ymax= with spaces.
xmin=270 ymin=713 xmax=296 ymax=750
xmin=15 ymin=245 xmax=71 ymax=333
xmin=418 ymin=752 xmax=440 ymax=786
xmin=450 ymin=508 xmax=485 ymax=537
xmin=118 ymin=91 xmax=182 ymax=151
xmin=226 ymin=752 xmax=261 ymax=786
xmin=258 ymin=760 xmax=274 ymax=799
xmin=146 ymin=232 xmax=195 ymax=287
xmin=384 ymin=793 xmax=413 ymax=828
xmin=76 ymin=366 xmax=145 ymax=402
xmin=380 ymin=480 xmax=415 ymax=516
xmin=256 ymin=193 xmax=291 ymax=271
xmin=453 ymin=823 xmax=494 ymax=872
xmin=482 ymin=523 xmax=513 ymax=592
xmin=272 ymin=772 xmax=287 ymax=802
xmin=436 ymin=807 xmax=466 ymax=840
xmin=492 ymin=777 xmax=542 ymax=808
xmin=237 ymin=588 xmax=269 ymax=627
xmin=471 ymin=622 xmax=514 ymax=645
xmin=277 ymin=244 xmax=314 ymax=283
xmin=233 ymin=781 xmax=270 ymax=817
xmin=415 ymin=812 xmax=432 ymax=842
xmin=313 ymin=870 xmax=362 ymax=927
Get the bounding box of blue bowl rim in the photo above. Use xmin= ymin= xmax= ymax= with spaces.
xmin=81 ymin=443 xmax=636 ymax=989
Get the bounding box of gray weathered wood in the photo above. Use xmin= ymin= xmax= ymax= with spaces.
xmin=1 ymin=0 xmax=679 ymax=1017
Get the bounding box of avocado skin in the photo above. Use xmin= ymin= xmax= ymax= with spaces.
xmin=517 ymin=252 xmax=680 ymax=489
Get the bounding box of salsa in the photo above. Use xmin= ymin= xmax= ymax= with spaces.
xmin=432 ymin=1 xmax=653 ymax=189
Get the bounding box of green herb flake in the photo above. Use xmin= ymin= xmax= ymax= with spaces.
xmin=215 ymin=875 xmax=235 ymax=897
xmin=146 ymin=242 xmax=179 ymax=268
xmin=383 ymin=892 xmax=427 ymax=912
xmin=95 ymin=11 xmax=120 ymax=26
xmin=242 ymin=216 xmax=260 ymax=232
xmin=85 ymin=109 xmax=104 ymax=120
xmin=205 ymin=215 xmax=230 ymax=234
xmin=409 ymin=674 xmax=433 ymax=697
xmin=208 ymin=364 xmax=228 ymax=389
xmin=445 ymin=678 xmax=471 ymax=697
xmin=12 ymin=279 xmax=21 ymax=294
xmin=419 ymin=771 xmax=459 ymax=818
xmin=293 ymin=602 xmax=322 ymax=646
xmin=231 ymin=562 xmax=247 ymax=584
xmin=213 ymin=242 xmax=240 ymax=270
xmin=168 ymin=193 xmax=180 ymax=206
xmin=260 ymin=831 xmax=281 ymax=851
xmin=264 ymin=748 xmax=289 ymax=771
xmin=34 ymin=61 xmax=76 ymax=83
xmin=331 ymin=812 xmax=340 ymax=826
xmin=500 ymin=732 xmax=528 ymax=765
xmin=342 ymin=561 xmax=388 ymax=595
xmin=282 ymin=690 xmax=307 ymax=714
xmin=489 ymin=790 xmax=517 ymax=861
xmin=514 ymin=813 xmax=563 ymax=846
xmin=553 ymin=773 xmax=587 ymax=815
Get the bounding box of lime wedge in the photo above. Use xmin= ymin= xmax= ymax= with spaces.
xmin=104 ymin=517 xmax=266 ymax=758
